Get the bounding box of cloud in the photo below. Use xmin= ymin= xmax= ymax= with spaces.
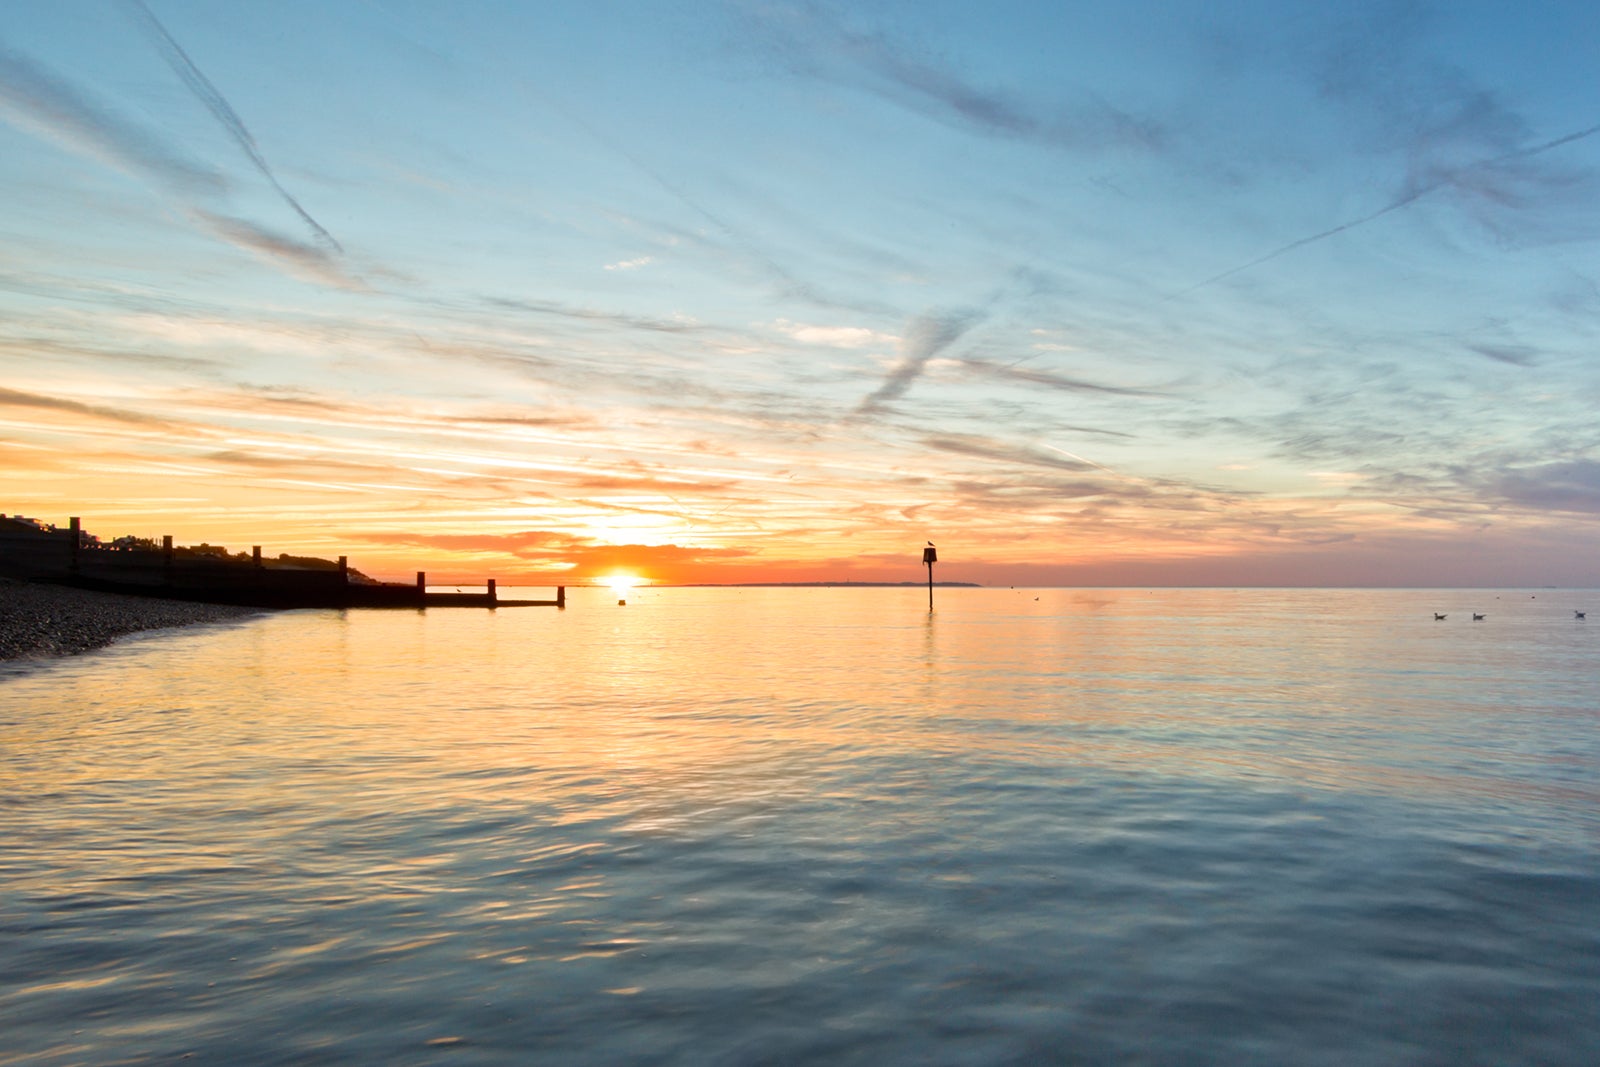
xmin=191 ymin=210 xmax=366 ymax=290
xmin=953 ymin=358 xmax=1168 ymax=399
xmin=773 ymin=320 xmax=896 ymax=349
xmin=1468 ymin=343 xmax=1539 ymax=367
xmin=447 ymin=412 xmax=598 ymax=430
xmin=1492 ymin=460 xmax=1600 ymax=514
xmin=1181 ymin=120 xmax=1600 ymax=295
xmin=352 ymin=529 xmax=754 ymax=571
xmin=758 ymin=7 xmax=1163 ymax=152
xmin=1179 ymin=8 xmax=1600 ymax=295
xmin=486 ymin=296 xmax=702 ymax=334
xmin=855 ymin=310 xmax=982 ymax=414
xmin=0 ymin=45 xmax=222 ymax=193
xmin=603 ymin=256 xmax=654 ymax=271
xmin=127 ymin=0 xmax=342 ymax=252
xmin=922 ymin=433 xmax=1100 ymax=474
xmin=0 ymin=385 xmax=178 ymax=429
xmin=0 ymin=42 xmax=360 ymax=290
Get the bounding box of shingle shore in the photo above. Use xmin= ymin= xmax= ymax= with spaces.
xmin=0 ymin=577 xmax=264 ymax=662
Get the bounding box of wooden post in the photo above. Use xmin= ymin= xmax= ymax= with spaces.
xmin=487 ymin=578 xmax=497 ymax=606
xmin=252 ymin=545 xmax=262 ymax=567
xmin=338 ymin=555 xmax=348 ymax=580
xmin=922 ymin=543 xmax=937 ymax=613
xmin=163 ymin=534 xmax=173 ymax=583
xmin=69 ymin=517 xmax=81 ymax=573
xmin=557 ymin=585 xmax=566 ymax=608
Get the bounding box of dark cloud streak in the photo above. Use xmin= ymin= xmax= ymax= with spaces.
xmin=0 ymin=42 xmax=361 ymax=289
xmin=954 ymin=358 xmax=1167 ymax=401
xmin=855 ymin=311 xmax=981 ymax=415
xmin=0 ymin=385 xmax=177 ymax=429
xmin=0 ymin=45 xmax=222 ymax=192
xmin=127 ymin=0 xmax=343 ymax=253
xmin=759 ymin=6 xmax=1164 ymax=152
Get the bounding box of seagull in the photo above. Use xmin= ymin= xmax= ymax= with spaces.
xmin=1577 ymin=611 xmax=1587 ymax=619
xmin=1472 ymin=613 xmax=1485 ymax=621
xmin=1434 ymin=613 xmax=1447 ymax=620
xmin=927 ymin=541 xmax=935 ymax=546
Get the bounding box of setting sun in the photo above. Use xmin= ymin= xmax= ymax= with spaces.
xmin=602 ymin=573 xmax=640 ymax=595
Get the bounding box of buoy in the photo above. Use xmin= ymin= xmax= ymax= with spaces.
xmin=618 ymin=598 xmax=626 ymax=606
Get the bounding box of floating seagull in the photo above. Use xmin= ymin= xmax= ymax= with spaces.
xmin=1577 ymin=611 xmax=1587 ymax=619
xmin=1434 ymin=613 xmax=1447 ymax=620
xmin=1472 ymin=613 xmax=1485 ymax=621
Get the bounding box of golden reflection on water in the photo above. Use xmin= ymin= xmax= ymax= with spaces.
xmin=5 ymin=586 xmax=1597 ymax=823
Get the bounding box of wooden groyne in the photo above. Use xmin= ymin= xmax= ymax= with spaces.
xmin=39 ymin=568 xmax=565 ymax=610
xmin=1 ymin=514 xmax=565 ymax=610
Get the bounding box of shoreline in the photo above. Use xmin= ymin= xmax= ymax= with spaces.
xmin=0 ymin=577 xmax=266 ymax=663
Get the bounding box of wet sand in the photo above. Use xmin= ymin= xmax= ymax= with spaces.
xmin=0 ymin=577 xmax=264 ymax=662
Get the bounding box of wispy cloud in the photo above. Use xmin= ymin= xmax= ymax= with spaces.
xmin=127 ymin=0 xmax=342 ymax=253
xmin=0 ymin=385 xmax=179 ymax=429
xmin=191 ymin=210 xmax=365 ymax=291
xmin=603 ymin=255 xmax=654 ymax=271
xmin=0 ymin=42 xmax=362 ymax=289
xmin=953 ymin=357 xmax=1168 ymax=399
xmin=1179 ymin=8 xmax=1600 ymax=295
xmin=486 ymin=296 xmax=701 ymax=334
xmin=756 ymin=6 xmax=1163 ymax=152
xmin=1469 ymin=343 xmax=1539 ymax=367
xmin=1179 ymin=120 xmax=1600 ymax=295
xmin=0 ymin=46 xmax=222 ymax=193
xmin=774 ymin=320 xmax=897 ymax=350
xmin=351 ymin=528 xmax=755 ymax=572
xmin=1491 ymin=459 xmax=1600 ymax=514
xmin=922 ymin=432 xmax=1100 ymax=474
xmin=855 ymin=310 xmax=981 ymax=415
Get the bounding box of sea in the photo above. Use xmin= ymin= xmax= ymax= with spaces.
xmin=1 ymin=586 xmax=1596 ymax=1066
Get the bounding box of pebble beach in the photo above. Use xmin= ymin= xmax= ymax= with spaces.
xmin=0 ymin=577 xmax=263 ymax=662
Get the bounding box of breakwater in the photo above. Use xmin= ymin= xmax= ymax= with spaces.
xmin=1 ymin=514 xmax=564 ymax=610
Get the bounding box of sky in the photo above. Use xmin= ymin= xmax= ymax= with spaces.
xmin=2 ymin=0 xmax=1599 ymax=587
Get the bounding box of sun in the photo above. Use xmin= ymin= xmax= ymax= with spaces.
xmin=602 ymin=573 xmax=639 ymax=595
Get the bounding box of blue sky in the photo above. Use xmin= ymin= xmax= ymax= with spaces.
xmin=2 ymin=0 xmax=1598 ymax=585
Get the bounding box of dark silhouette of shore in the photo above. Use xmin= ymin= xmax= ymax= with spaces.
xmin=0 ymin=513 xmax=563 ymax=610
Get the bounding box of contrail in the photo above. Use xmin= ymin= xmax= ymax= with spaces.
xmin=1178 ymin=121 xmax=1600 ymax=296
xmin=127 ymin=0 xmax=342 ymax=253
xmin=855 ymin=310 xmax=982 ymax=416
xmin=1041 ymin=443 xmax=1141 ymax=483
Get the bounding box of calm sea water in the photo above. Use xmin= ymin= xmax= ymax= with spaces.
xmin=2 ymin=587 xmax=1596 ymax=1066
